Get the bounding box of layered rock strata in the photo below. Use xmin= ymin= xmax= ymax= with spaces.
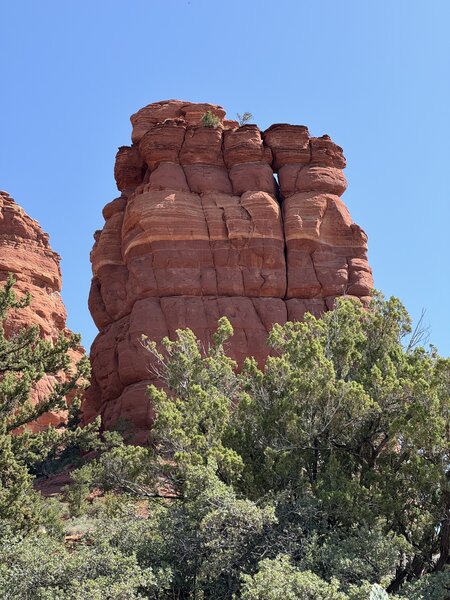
xmin=0 ymin=190 xmax=82 ymax=431
xmin=84 ymin=100 xmax=373 ymax=442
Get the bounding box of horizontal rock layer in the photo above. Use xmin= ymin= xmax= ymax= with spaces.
xmin=84 ymin=100 xmax=373 ymax=442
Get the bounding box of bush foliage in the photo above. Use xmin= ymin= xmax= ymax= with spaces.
xmin=201 ymin=109 xmax=221 ymax=128
xmin=1 ymin=275 xmax=450 ymax=599
xmin=0 ymin=276 xmax=97 ymax=530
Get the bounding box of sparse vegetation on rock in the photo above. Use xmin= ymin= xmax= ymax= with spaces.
xmin=201 ymin=109 xmax=221 ymax=128
xmin=236 ymin=111 xmax=253 ymax=126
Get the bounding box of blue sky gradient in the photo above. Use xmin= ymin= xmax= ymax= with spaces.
xmin=1 ymin=0 xmax=449 ymax=354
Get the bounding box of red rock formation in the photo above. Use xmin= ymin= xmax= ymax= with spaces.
xmin=0 ymin=190 xmax=83 ymax=431
xmin=84 ymin=100 xmax=373 ymax=443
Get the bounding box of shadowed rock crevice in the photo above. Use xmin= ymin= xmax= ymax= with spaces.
xmin=83 ymin=100 xmax=373 ymax=443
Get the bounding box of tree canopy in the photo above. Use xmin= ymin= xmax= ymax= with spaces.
xmin=66 ymin=293 xmax=450 ymax=598
xmin=1 ymin=277 xmax=449 ymax=598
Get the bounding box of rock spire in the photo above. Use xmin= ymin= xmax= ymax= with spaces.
xmin=83 ymin=100 xmax=373 ymax=442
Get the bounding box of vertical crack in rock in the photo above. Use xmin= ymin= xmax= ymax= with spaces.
xmin=82 ymin=100 xmax=373 ymax=442
xmin=199 ymin=192 xmax=218 ymax=297
xmin=310 ymin=252 xmax=323 ymax=297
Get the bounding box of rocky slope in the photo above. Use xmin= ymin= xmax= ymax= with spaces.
xmin=84 ymin=100 xmax=373 ymax=442
xmin=0 ymin=190 xmax=82 ymax=431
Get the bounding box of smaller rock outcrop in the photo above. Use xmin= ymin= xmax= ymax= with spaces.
xmin=0 ymin=190 xmax=83 ymax=431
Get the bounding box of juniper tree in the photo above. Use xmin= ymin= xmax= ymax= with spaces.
xmin=68 ymin=294 xmax=450 ymax=597
xmin=0 ymin=275 xmax=97 ymax=529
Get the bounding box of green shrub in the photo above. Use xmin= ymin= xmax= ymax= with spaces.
xmin=201 ymin=110 xmax=221 ymax=128
xmin=399 ymin=570 xmax=450 ymax=600
xmin=0 ymin=526 xmax=158 ymax=599
xmin=240 ymin=555 xmax=348 ymax=600
xmin=369 ymin=585 xmax=390 ymax=600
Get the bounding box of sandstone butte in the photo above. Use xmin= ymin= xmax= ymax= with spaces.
xmin=0 ymin=190 xmax=83 ymax=431
xmin=83 ymin=100 xmax=374 ymax=444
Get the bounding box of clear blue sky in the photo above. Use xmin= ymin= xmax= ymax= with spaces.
xmin=1 ymin=1 xmax=449 ymax=355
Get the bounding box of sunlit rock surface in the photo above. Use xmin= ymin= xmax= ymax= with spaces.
xmin=83 ymin=101 xmax=373 ymax=442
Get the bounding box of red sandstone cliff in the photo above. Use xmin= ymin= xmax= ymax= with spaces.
xmin=0 ymin=190 xmax=83 ymax=431
xmin=83 ymin=100 xmax=373 ymax=442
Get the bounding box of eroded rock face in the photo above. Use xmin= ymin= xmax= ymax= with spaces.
xmin=0 ymin=191 xmax=83 ymax=431
xmin=84 ymin=100 xmax=373 ymax=442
